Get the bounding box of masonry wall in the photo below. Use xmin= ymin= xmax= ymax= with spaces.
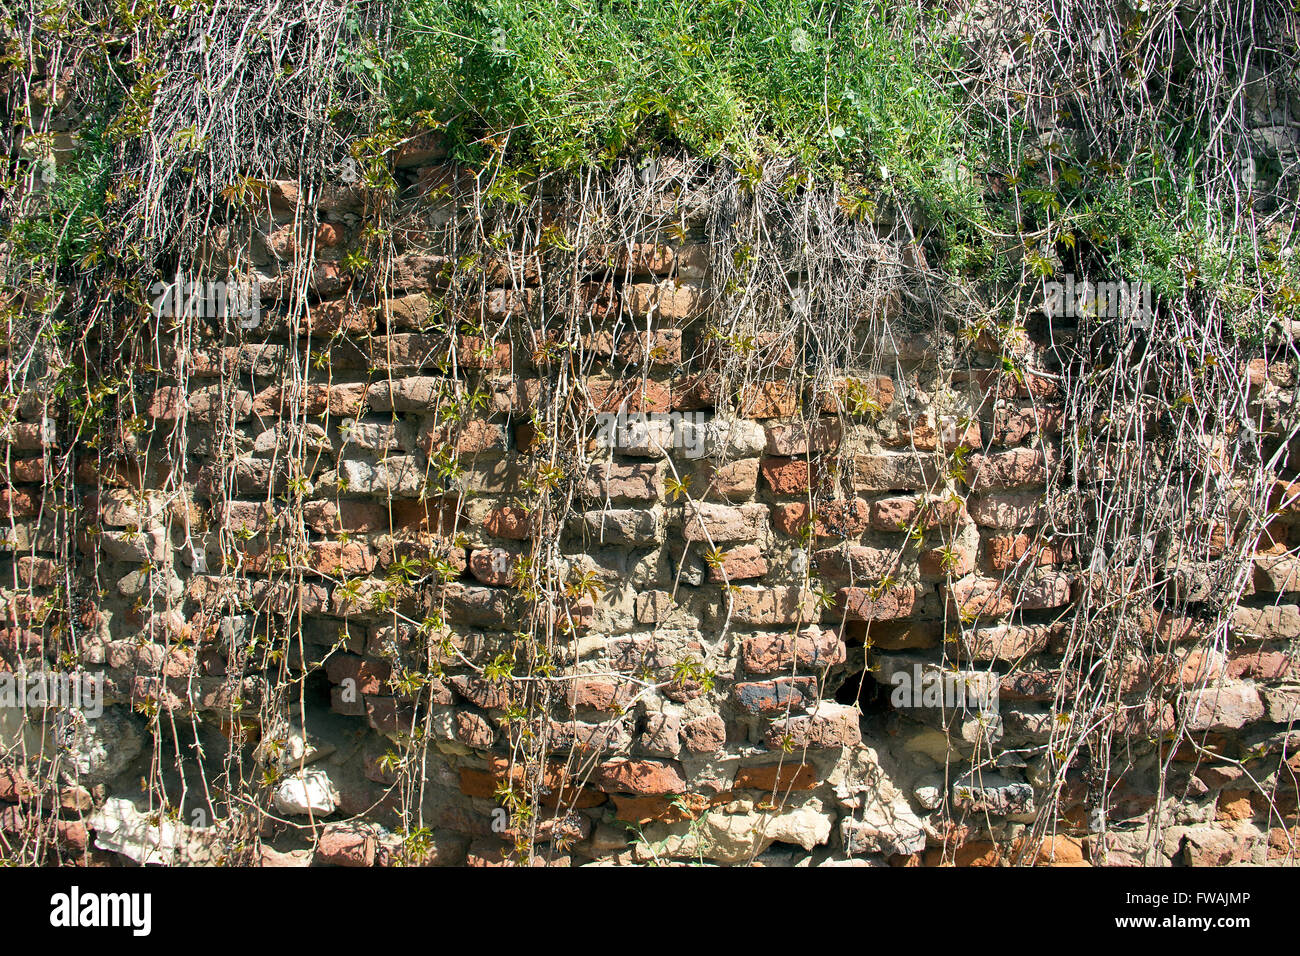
xmin=2 ymin=151 xmax=1299 ymax=867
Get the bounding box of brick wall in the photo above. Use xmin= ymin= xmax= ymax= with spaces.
xmin=3 ymin=155 xmax=1298 ymax=868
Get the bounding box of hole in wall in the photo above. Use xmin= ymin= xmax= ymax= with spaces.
xmin=833 ymin=669 xmax=892 ymax=714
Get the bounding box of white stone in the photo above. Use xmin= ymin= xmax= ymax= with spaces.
xmin=273 ymin=769 xmax=338 ymax=815
xmin=88 ymin=797 xmax=184 ymax=865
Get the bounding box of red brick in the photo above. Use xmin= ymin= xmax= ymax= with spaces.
xmin=853 ymin=455 xmax=939 ymax=493
xmin=919 ymin=545 xmax=975 ymax=577
xmin=684 ymin=502 xmax=768 ymax=543
xmin=317 ymin=824 xmax=377 ymax=867
xmin=741 ymin=626 xmax=845 ymax=674
xmin=468 ymin=548 xmax=517 ymax=586
xmin=594 ymin=759 xmax=687 ymax=795
xmin=815 ymin=376 xmax=895 ymax=415
xmin=705 ymin=544 xmax=768 ymax=582
xmin=681 ymin=714 xmax=727 ymax=754
xmin=329 ymin=383 xmax=369 ymax=416
xmin=732 ymin=677 xmax=819 ymax=715
xmin=985 ymin=533 xmax=1074 ymax=571
xmin=992 ymin=405 xmax=1063 ymax=445
xmin=422 ymin=418 xmax=507 ymax=456
xmin=733 ymin=762 xmax=820 ymax=791
xmin=302 ymin=500 xmax=389 ymax=534
xmin=869 ymin=496 xmax=964 ymax=531
xmin=10 ymin=459 xmax=45 ymax=483
xmin=483 ymin=506 xmax=536 ymax=540
xmin=391 ymin=498 xmax=462 ymax=535
xmin=811 ymin=545 xmax=896 ymax=580
xmin=738 ymin=381 xmax=799 ymax=419
xmin=760 ymin=457 xmax=812 ymax=495
xmin=836 ymin=587 xmax=919 ymax=621
xmin=307 ymin=541 xmax=376 ymax=576
xmin=325 ymin=655 xmax=391 ymax=695
xmin=0 ymin=489 xmax=38 ymax=518
xmin=586 ymin=378 xmax=672 ymax=413
xmin=566 ymin=679 xmax=632 ymax=713
xmin=773 ymin=499 xmax=870 ymax=538
xmin=15 ymin=557 xmax=56 ymax=587
xmin=618 ymin=329 xmax=682 ymax=365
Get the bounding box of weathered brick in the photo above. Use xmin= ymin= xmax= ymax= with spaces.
xmin=317 ymin=823 xmax=377 ymax=867
xmin=307 ymin=541 xmax=376 ymax=576
xmin=968 ymin=491 xmax=1045 ymax=529
xmin=773 ymin=499 xmax=870 ymax=538
xmin=869 ymin=496 xmax=963 ymax=531
xmin=594 ymin=758 xmax=687 ymax=795
xmin=992 ymin=405 xmax=1063 ymax=445
xmin=16 ymin=556 xmax=57 ymax=587
xmin=760 ymin=457 xmax=812 ymax=494
xmin=815 ymin=376 xmax=895 ymax=415
xmin=853 ymin=455 xmax=940 ymax=493
xmin=302 ymin=500 xmax=389 ymax=534
xmin=683 ymin=502 xmax=768 ymax=543
xmin=483 ymin=506 xmax=537 ymax=540
xmin=738 ymin=381 xmax=799 ymax=419
xmin=579 ymin=461 xmax=661 ymax=501
xmin=967 ymin=449 xmax=1050 ymax=491
xmin=812 ymin=545 xmax=896 ymax=580
xmin=468 ymin=547 xmax=518 ymax=586
xmin=868 ymin=619 xmax=944 ymax=650
xmin=1182 ymin=682 xmax=1265 ymax=731
xmin=985 ymin=533 xmax=1074 ymax=571
xmin=635 ymin=590 xmax=673 ymax=624
xmin=726 ymin=586 xmax=821 ymax=625
xmin=765 ymin=419 xmax=841 ymax=456
xmin=1231 ymin=605 xmax=1300 ymax=640
xmin=966 ymin=624 xmax=1056 ymax=661
xmin=681 ymin=714 xmax=727 ymax=754
xmin=325 ymin=655 xmax=391 ymax=696
xmin=836 ymin=587 xmax=919 ymax=621
xmin=741 ymin=626 xmax=845 ymax=674
xmin=764 ymin=704 xmax=861 ymax=750
xmin=623 ymin=282 xmax=701 ymax=321
xmin=0 ymin=489 xmax=38 ymax=518
xmin=695 ymin=458 xmax=760 ymax=500
xmin=576 ymin=508 xmax=660 ymax=545
xmin=618 ymin=329 xmax=683 ymax=365
xmin=733 ymin=762 xmax=820 ymax=791
xmin=390 ymin=498 xmax=462 ymax=535
xmin=705 ymin=544 xmax=768 ymax=582
xmin=733 ymin=677 xmax=819 ymax=715
xmin=366 ymin=376 xmax=444 ymax=411
xmin=919 ymin=545 xmax=975 ymax=577
xmin=438 ymin=583 xmax=519 ymax=628
xmin=566 ymin=679 xmax=633 ymax=713
xmin=448 ymin=674 xmax=515 ymax=711
xmin=424 ymin=418 xmax=507 ymax=456
xmin=586 ymin=377 xmax=672 ymax=413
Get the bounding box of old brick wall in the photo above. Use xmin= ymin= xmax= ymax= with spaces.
xmin=3 ymin=151 xmax=1299 ymax=867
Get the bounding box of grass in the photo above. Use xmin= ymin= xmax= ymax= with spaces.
xmin=5 ymin=131 xmax=110 ymax=274
xmin=387 ymin=0 xmax=978 ymax=201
